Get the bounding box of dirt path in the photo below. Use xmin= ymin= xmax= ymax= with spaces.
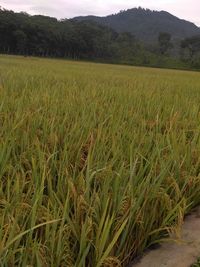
xmin=132 ymin=209 xmax=200 ymax=267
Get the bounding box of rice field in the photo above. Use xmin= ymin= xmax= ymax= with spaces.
xmin=0 ymin=55 xmax=200 ymax=266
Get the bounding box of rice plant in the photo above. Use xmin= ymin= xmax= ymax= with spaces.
xmin=0 ymin=55 xmax=200 ymax=266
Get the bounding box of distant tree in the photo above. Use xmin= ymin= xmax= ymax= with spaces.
xmin=181 ymin=35 xmax=200 ymax=67
xmin=158 ymin=32 xmax=173 ymax=55
xmin=14 ymin=29 xmax=27 ymax=54
xmin=181 ymin=35 xmax=200 ymax=59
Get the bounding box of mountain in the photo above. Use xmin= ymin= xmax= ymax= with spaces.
xmin=73 ymin=8 xmax=200 ymax=43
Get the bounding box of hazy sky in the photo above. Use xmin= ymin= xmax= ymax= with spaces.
xmin=1 ymin=0 xmax=200 ymax=26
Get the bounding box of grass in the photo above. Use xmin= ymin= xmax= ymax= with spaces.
xmin=0 ymin=55 xmax=200 ymax=266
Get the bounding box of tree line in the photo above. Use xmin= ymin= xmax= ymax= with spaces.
xmin=0 ymin=8 xmax=144 ymax=62
xmin=0 ymin=8 xmax=200 ymax=69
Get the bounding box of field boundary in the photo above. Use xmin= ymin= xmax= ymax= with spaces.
xmin=131 ymin=208 xmax=200 ymax=267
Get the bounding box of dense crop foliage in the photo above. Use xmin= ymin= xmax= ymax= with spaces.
xmin=0 ymin=55 xmax=200 ymax=266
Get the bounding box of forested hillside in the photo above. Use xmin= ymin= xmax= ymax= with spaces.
xmin=0 ymin=7 xmax=200 ymax=69
xmin=0 ymin=8 xmax=148 ymax=63
xmin=74 ymin=8 xmax=200 ymax=43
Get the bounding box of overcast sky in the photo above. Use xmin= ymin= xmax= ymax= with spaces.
xmin=1 ymin=0 xmax=200 ymax=26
